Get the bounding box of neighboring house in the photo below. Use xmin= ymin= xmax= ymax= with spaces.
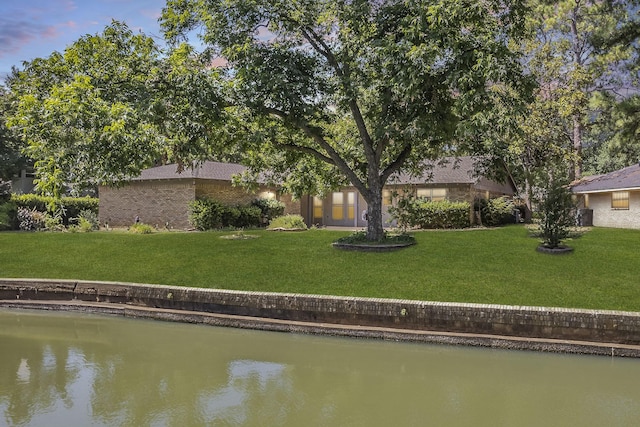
xmin=571 ymin=163 xmax=640 ymax=229
xmin=10 ymin=169 xmax=36 ymax=194
xmin=300 ymin=156 xmax=517 ymax=228
xmin=98 ymin=161 xmax=299 ymax=229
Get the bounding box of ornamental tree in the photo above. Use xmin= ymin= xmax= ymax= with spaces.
xmin=161 ymin=0 xmax=531 ymax=240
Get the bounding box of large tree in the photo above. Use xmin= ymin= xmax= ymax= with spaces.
xmin=0 ymin=86 xmax=26 ymax=182
xmin=7 ymin=21 xmax=223 ymax=196
xmin=160 ymin=0 xmax=530 ymax=240
xmin=523 ymin=0 xmax=639 ymax=180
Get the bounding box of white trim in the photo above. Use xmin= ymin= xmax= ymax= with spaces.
xmin=573 ymin=187 xmax=640 ymax=194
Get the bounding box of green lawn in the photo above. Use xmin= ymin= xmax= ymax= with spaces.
xmin=1 ymin=226 xmax=639 ymax=312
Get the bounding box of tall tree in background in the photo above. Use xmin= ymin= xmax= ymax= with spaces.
xmin=161 ymin=0 xmax=530 ymax=240
xmin=524 ymin=0 xmax=639 ymax=180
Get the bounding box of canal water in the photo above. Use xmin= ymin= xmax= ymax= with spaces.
xmin=1 ymin=309 xmax=639 ymax=427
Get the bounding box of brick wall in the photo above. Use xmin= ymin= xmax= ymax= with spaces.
xmin=3 ymin=279 xmax=640 ymax=348
xmin=196 ymin=180 xmax=258 ymax=206
xmin=99 ymin=180 xmax=196 ymax=229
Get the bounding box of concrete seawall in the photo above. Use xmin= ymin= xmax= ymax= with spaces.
xmin=2 ymin=278 xmax=640 ymax=357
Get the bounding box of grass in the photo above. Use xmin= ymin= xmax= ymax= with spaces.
xmin=1 ymin=225 xmax=639 ymax=312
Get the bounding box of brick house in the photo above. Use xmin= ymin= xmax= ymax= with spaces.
xmin=572 ymin=163 xmax=640 ymax=229
xmin=100 ymin=156 xmax=515 ymax=229
xmin=98 ymin=161 xmax=299 ymax=229
xmin=300 ymin=156 xmax=517 ymax=227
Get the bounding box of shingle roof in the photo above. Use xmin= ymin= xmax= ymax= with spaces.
xmin=571 ymin=164 xmax=640 ymax=193
xmin=391 ymin=156 xmax=480 ymax=185
xmin=134 ymin=161 xmax=248 ymax=181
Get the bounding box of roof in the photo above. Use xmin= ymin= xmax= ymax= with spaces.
xmin=571 ymin=163 xmax=640 ymax=193
xmin=134 ymin=161 xmax=248 ymax=181
xmin=391 ymin=156 xmax=482 ymax=185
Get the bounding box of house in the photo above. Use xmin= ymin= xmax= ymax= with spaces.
xmin=571 ymin=163 xmax=640 ymax=229
xmin=98 ymin=161 xmax=299 ymax=229
xmin=99 ymin=156 xmax=515 ymax=229
xmin=299 ymin=156 xmax=516 ymax=228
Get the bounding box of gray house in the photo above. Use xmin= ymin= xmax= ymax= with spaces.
xmin=572 ymin=163 xmax=640 ymax=229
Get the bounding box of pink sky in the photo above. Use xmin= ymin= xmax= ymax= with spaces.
xmin=0 ymin=0 xmax=166 ymax=81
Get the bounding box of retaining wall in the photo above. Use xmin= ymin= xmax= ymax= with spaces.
xmin=2 ymin=278 xmax=640 ymax=350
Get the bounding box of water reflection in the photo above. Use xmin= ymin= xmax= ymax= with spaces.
xmin=1 ymin=309 xmax=640 ymax=426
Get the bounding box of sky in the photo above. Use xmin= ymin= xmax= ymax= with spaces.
xmin=0 ymin=0 xmax=167 ymax=81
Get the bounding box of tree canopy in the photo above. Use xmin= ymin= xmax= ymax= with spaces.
xmin=160 ymin=0 xmax=531 ymax=239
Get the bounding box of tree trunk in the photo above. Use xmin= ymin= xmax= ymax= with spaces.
xmin=365 ymin=185 xmax=385 ymax=241
xmin=572 ymin=116 xmax=583 ymax=181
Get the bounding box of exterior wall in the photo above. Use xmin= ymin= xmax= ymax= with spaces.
xmin=196 ymin=180 xmax=259 ymax=205
xmin=588 ymin=190 xmax=640 ymax=229
xmin=277 ymin=193 xmax=302 ymax=216
xmin=99 ymin=180 xmax=196 ymax=229
xmin=3 ymin=279 xmax=640 ymax=354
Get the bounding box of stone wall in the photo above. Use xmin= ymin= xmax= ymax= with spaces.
xmin=2 ymin=279 xmax=640 ymax=350
xmin=99 ymin=180 xmax=196 ymax=229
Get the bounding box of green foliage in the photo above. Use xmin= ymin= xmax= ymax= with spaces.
xmin=17 ymin=207 xmax=46 ymax=231
xmin=267 ymin=214 xmax=307 ymax=230
xmin=391 ymin=198 xmax=470 ymax=230
xmin=535 ymin=176 xmax=576 ymax=249
xmin=11 ymin=194 xmax=98 ymax=226
xmin=76 ymin=209 xmax=100 ymax=232
xmin=251 ymin=198 xmax=285 ymax=224
xmin=189 ymin=198 xmax=263 ymax=230
xmin=0 ymin=201 xmax=17 ymax=231
xmin=129 ymin=223 xmax=155 ymax=234
xmin=335 ymin=230 xmax=415 ymax=246
xmin=476 ymin=197 xmax=515 ymax=227
xmin=189 ymin=198 xmax=225 ymax=230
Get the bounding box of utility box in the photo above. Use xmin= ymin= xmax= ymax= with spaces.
xmin=578 ymin=208 xmax=593 ymax=227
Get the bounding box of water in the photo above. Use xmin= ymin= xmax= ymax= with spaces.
xmin=1 ymin=309 xmax=639 ymax=427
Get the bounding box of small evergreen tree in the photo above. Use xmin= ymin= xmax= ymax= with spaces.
xmin=536 ymin=175 xmax=575 ymax=249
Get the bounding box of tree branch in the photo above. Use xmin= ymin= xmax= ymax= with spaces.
xmin=380 ymin=144 xmax=412 ymax=184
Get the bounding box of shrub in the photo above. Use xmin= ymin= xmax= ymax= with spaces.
xmin=17 ymin=207 xmax=46 ymax=231
xmin=11 ymin=194 xmax=98 ymax=226
xmin=189 ymin=198 xmax=264 ymax=230
xmin=189 ymin=198 xmax=225 ymax=230
xmin=0 ymin=202 xmax=17 ymax=231
xmin=535 ymin=176 xmax=576 ymax=249
xmin=76 ymin=209 xmax=100 ymax=232
xmin=252 ymin=198 xmax=285 ymax=224
xmin=235 ymin=205 xmax=262 ymax=228
xmin=268 ymin=214 xmax=308 ymax=230
xmin=391 ymin=198 xmax=470 ymax=229
xmin=476 ymin=197 xmax=515 ymax=226
xmin=0 ymin=181 xmax=11 ymax=203
xmin=129 ymin=223 xmax=155 ymax=234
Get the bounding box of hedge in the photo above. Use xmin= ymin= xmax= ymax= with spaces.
xmin=391 ymin=199 xmax=471 ymax=229
xmin=10 ymin=194 xmax=99 ymax=227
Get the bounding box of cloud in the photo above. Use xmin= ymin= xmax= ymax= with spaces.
xmin=0 ymin=17 xmax=48 ymax=58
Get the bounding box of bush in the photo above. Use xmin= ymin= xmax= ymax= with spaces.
xmin=252 ymin=198 xmax=285 ymax=224
xmin=17 ymin=207 xmax=46 ymax=231
xmin=0 ymin=181 xmax=11 ymax=203
xmin=267 ymin=214 xmax=308 ymax=230
xmin=0 ymin=202 xmax=17 ymax=231
xmin=236 ymin=205 xmax=262 ymax=228
xmin=189 ymin=198 xmax=264 ymax=230
xmin=476 ymin=197 xmax=515 ymax=226
xmin=76 ymin=209 xmax=100 ymax=232
xmin=189 ymin=198 xmax=225 ymax=230
xmin=11 ymin=194 xmax=98 ymax=226
xmin=391 ymin=198 xmax=470 ymax=229
xmin=129 ymin=223 xmax=155 ymax=234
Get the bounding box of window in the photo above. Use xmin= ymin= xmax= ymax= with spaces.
xmin=313 ymin=197 xmax=323 ymax=221
xmin=611 ymin=191 xmax=629 ymax=209
xmin=382 ymin=190 xmax=392 ymax=206
xmin=584 ymin=194 xmax=589 ymax=209
xmin=347 ymin=192 xmax=356 ymax=220
xmin=332 ymin=192 xmax=344 ymax=220
xmin=416 ymin=188 xmax=447 ymax=201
